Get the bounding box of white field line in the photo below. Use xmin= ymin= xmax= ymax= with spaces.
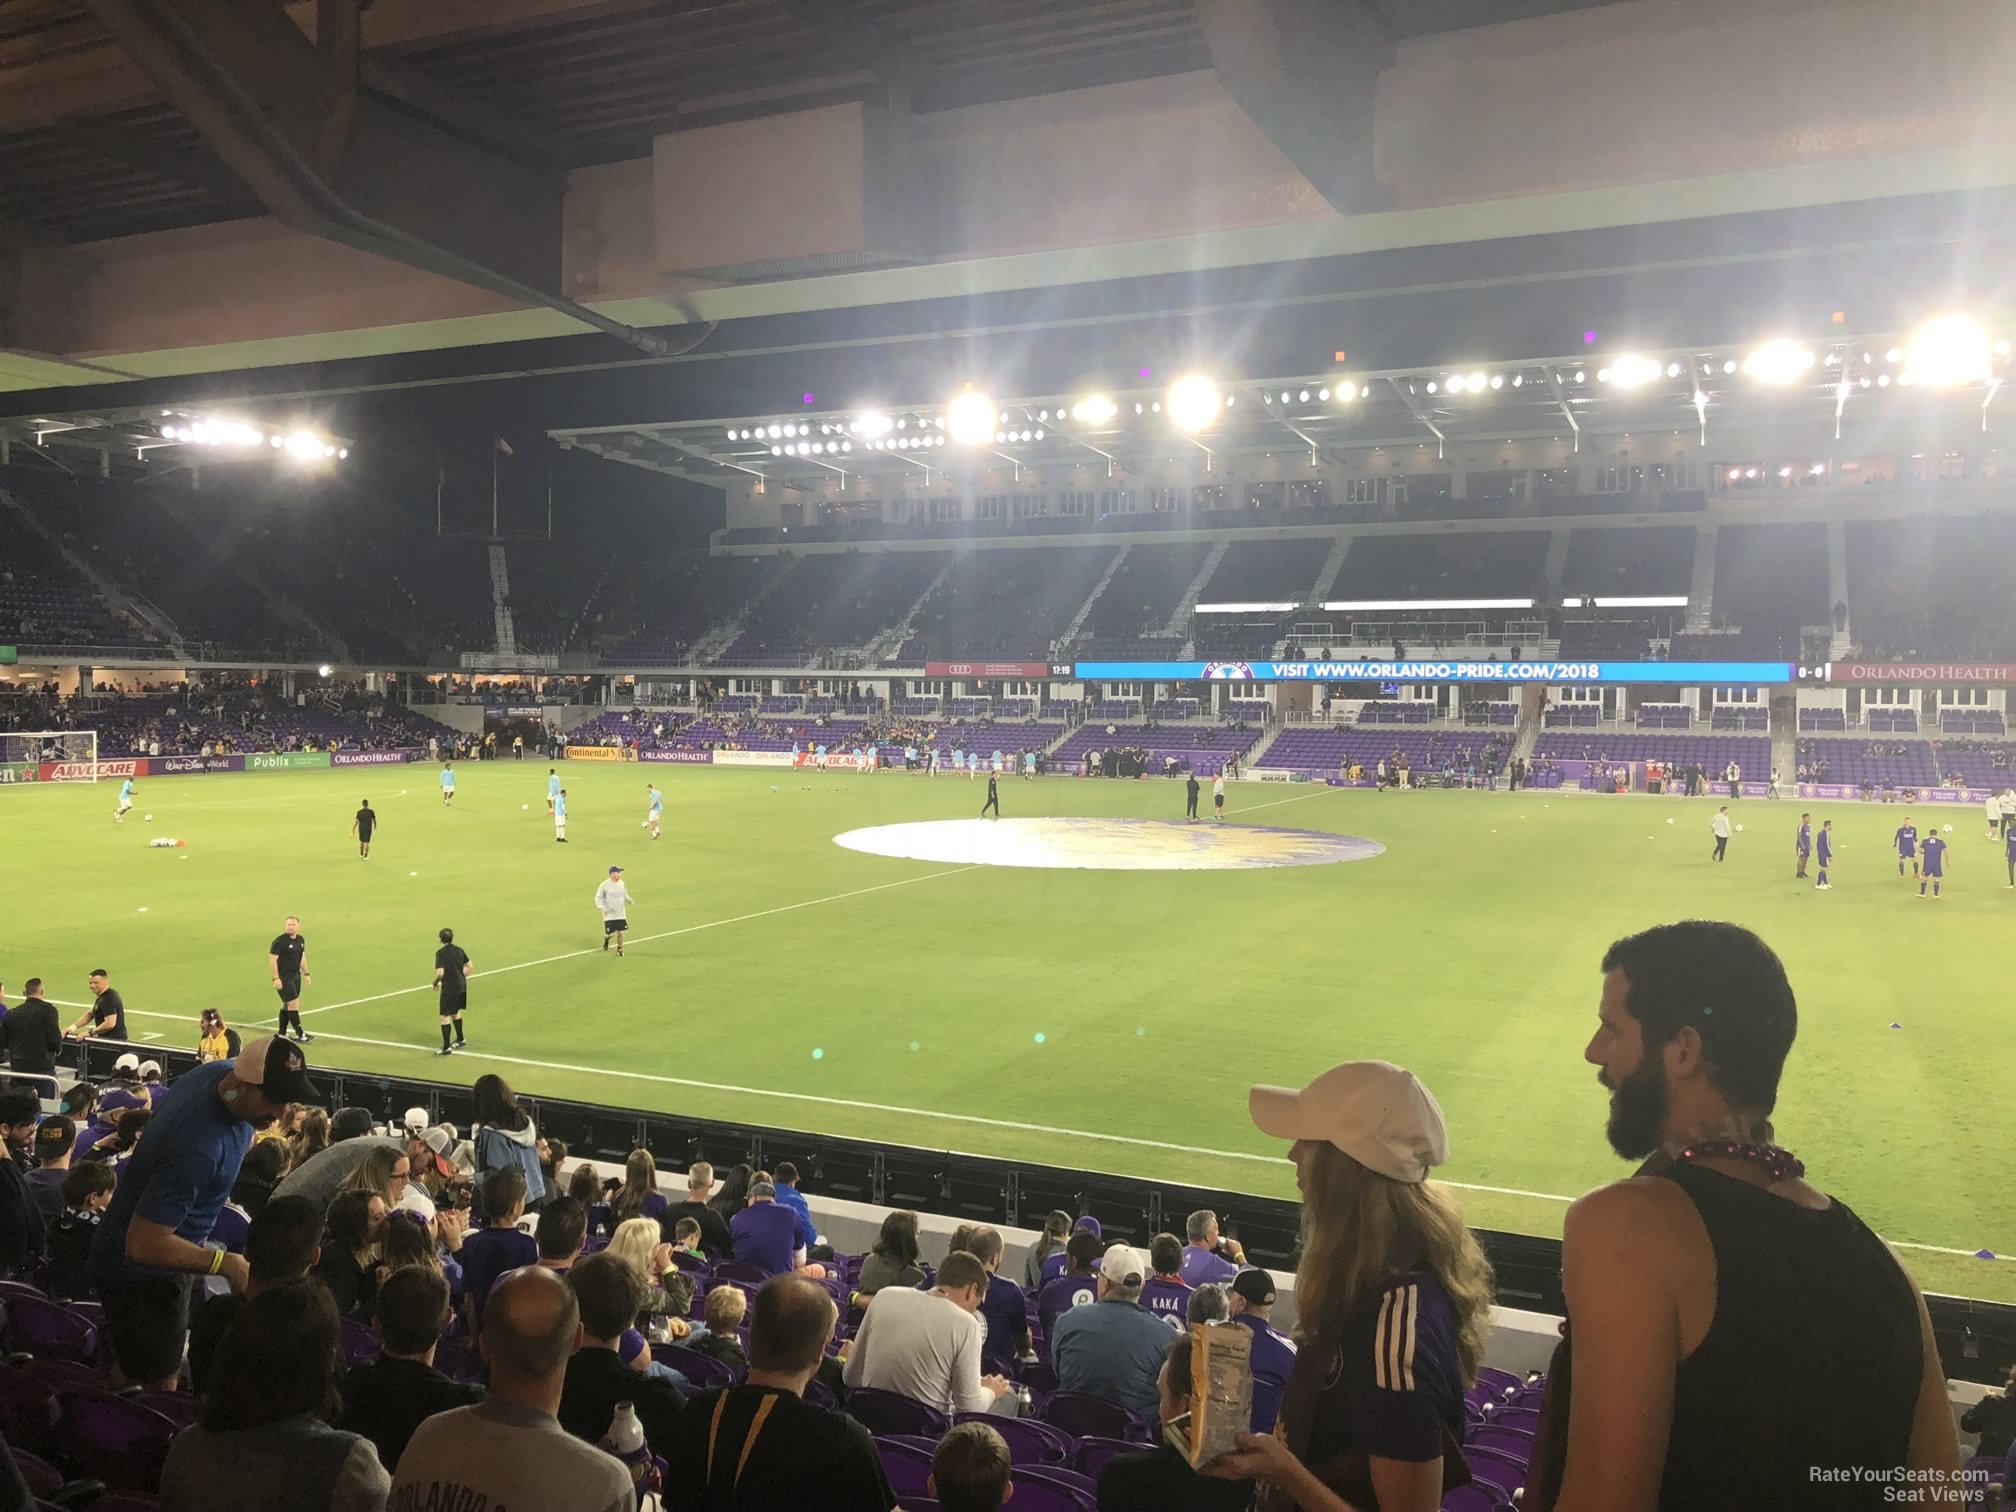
xmin=92 ymin=1004 xmax=2009 ymax=1265
xmin=289 ymin=864 xmax=981 ymax=1016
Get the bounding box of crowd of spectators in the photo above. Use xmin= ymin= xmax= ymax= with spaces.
xmin=0 ymin=919 xmax=1993 ymax=1511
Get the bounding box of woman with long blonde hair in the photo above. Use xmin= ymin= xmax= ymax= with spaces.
xmin=1208 ymin=1060 xmax=1494 ymax=1512
xmin=606 ymin=1216 xmax=689 ymax=1335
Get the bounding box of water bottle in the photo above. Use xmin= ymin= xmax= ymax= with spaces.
xmin=600 ymin=1401 xmax=653 ymax=1507
xmin=1014 ymin=1383 xmax=1034 ymax=1417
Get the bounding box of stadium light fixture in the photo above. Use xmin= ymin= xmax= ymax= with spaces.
xmin=1742 ymin=339 xmax=1815 ymax=385
xmin=1601 ymin=354 xmax=1663 ymax=389
xmin=1466 ymin=372 xmax=1488 ymax=393
xmin=1903 ymin=315 xmax=1992 ymax=386
xmin=318 ymin=664 xmax=333 ymax=678
xmin=946 ymin=389 xmax=997 ymax=446
xmin=1167 ymin=374 xmax=1221 ymax=433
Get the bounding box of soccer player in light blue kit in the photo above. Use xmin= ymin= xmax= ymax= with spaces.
xmin=114 ymin=776 xmax=136 ymax=824
xmin=553 ymin=786 xmax=568 ymax=843
xmin=1917 ymin=831 xmax=1947 ymax=898
xmin=547 ymin=766 xmax=561 ymax=814
xmin=440 ymin=761 xmax=456 ymax=807
xmin=1892 ymin=814 xmax=1918 ymax=879
xmin=645 ymin=782 xmax=663 ymax=840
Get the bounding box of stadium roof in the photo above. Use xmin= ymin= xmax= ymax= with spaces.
xmin=0 ymin=0 xmax=1617 ymax=245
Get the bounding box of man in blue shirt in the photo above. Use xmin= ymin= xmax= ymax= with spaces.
xmin=1815 ymin=818 xmax=1834 ymax=890
xmin=1795 ymin=813 xmax=1813 ymax=880
xmin=1178 ymin=1209 xmax=1241 ymax=1287
xmin=1049 ymin=1245 xmax=1170 ymax=1421
xmin=967 ymin=1226 xmax=1030 ymax=1372
xmin=1918 ymin=831 xmax=1947 ymax=899
xmin=769 ymin=1161 xmax=817 ymax=1250
xmin=729 ymin=1182 xmax=801 ymax=1278
xmin=1227 ymin=1267 xmax=1299 ymax=1433
xmin=90 ymin=1035 xmax=316 ymax=1388
xmin=1893 ymin=816 xmax=1919 ymax=879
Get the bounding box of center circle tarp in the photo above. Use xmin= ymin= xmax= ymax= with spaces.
xmin=833 ymin=816 xmax=1385 ymax=871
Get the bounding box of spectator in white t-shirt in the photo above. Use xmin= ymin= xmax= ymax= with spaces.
xmin=842 ymin=1251 xmax=1016 ymax=1416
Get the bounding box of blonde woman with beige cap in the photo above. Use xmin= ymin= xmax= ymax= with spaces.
xmin=1206 ymin=1061 xmax=1494 ymax=1512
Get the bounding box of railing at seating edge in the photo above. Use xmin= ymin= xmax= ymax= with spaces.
xmin=38 ymin=1039 xmax=2016 ymax=1385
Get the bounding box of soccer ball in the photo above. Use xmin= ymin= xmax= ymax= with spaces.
xmin=1666 ymin=817 xmax=1674 ymax=825
xmin=1943 ymin=823 xmax=1953 ymax=833
xmin=144 ymin=814 xmax=153 ymax=822
xmin=521 ymin=803 xmax=528 ymax=811
xmin=1735 ymin=823 xmax=1744 ymax=833
xmin=771 ymin=784 xmax=779 ymax=793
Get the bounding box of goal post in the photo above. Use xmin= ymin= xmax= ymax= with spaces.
xmin=0 ymin=730 xmax=100 ymax=783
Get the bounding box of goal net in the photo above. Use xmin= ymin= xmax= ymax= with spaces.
xmin=0 ymin=730 xmax=101 ymax=783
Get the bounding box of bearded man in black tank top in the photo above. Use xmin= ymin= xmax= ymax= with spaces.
xmin=1544 ymin=921 xmax=1960 ymax=1512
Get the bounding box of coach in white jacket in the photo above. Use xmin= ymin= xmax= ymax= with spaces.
xmin=594 ymin=866 xmax=633 ymax=957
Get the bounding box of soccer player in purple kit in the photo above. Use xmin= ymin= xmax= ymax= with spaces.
xmin=1917 ymin=829 xmax=1947 ymax=899
xmin=1794 ymin=813 xmax=1813 ymax=880
xmin=1814 ymin=819 xmax=1834 ymax=890
xmin=1893 ymin=814 xmax=1918 ymax=879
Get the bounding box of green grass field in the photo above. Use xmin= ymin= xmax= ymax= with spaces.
xmin=6 ymin=761 xmax=2011 ymax=1300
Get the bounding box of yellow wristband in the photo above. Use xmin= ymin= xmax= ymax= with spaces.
xmin=208 ymin=1249 xmax=225 ymax=1276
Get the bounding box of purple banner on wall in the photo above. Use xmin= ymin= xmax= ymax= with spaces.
xmin=640 ymin=749 xmax=713 ymax=765
xmin=1795 ymin=782 xmax=1989 ymax=804
xmin=153 ymin=754 xmax=245 ymax=775
xmin=331 ymin=748 xmax=419 ymax=768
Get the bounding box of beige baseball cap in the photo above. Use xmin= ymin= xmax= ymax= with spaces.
xmin=1099 ymin=1245 xmax=1147 ymax=1287
xmin=1248 ymin=1060 xmax=1449 ymax=1184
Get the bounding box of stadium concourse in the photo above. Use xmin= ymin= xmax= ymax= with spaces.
xmin=7 ymin=0 xmax=2016 ymax=1502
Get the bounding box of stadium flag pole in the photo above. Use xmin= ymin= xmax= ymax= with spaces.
xmin=491 ymin=431 xmax=500 ymax=537
xmin=546 ymin=454 xmax=553 ymax=540
xmin=435 ymin=451 xmax=444 ymax=537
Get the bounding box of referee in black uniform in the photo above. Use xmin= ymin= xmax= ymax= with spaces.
xmin=981 ymin=771 xmax=1000 ymax=818
xmin=350 ymin=798 xmax=377 ymax=858
xmin=269 ymin=916 xmax=313 ymax=1043
xmin=433 ymin=927 xmax=470 ymax=1055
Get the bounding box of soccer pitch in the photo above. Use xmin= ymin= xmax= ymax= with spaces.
xmin=5 ymin=762 xmax=2010 ymax=1301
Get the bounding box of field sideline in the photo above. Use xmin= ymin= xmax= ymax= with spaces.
xmin=4 ymin=760 xmax=2010 ymax=1301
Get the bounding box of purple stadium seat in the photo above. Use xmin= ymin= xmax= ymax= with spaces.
xmin=1074 ymin=1436 xmax=1139 ymax=1478
xmin=654 ymin=1343 xmax=737 ymax=1387
xmin=712 ymin=1261 xmax=769 ymax=1285
xmin=848 ymin=1388 xmax=950 ymax=1438
xmin=1006 ymin=1472 xmax=1096 ymax=1512
xmin=1486 ymin=1405 xmax=1540 ymax=1433
xmin=6 ymin=1297 xmax=99 ymax=1365
xmin=1467 ymin=1425 xmax=1535 ymax=1461
xmin=1016 ymin=1360 xmax=1059 ymax=1393
xmin=0 ymin=1366 xmax=61 ymax=1455
xmin=1473 ymin=1366 xmax=1521 ymax=1399
xmin=876 ymin=1442 xmax=935 ymax=1498
xmin=1443 ymin=1485 xmax=1510 ymax=1512
xmin=669 ymin=1250 xmax=710 ymax=1274
xmin=1463 ymin=1444 xmax=1530 ymax=1493
xmin=338 ymin=1315 xmax=381 ymax=1367
xmin=432 ymin=1339 xmax=481 ymax=1385
xmin=126 ymin=1392 xmax=195 ymax=1432
xmin=55 ymin=1388 xmax=176 ymax=1492
xmin=18 ymin=1359 xmax=105 ymax=1394
xmin=1039 ymin=1390 xmax=1148 ymax=1443
xmin=804 ymin=1378 xmax=839 ymax=1411
xmin=952 ymin=1411 xmax=1072 ymax=1464
xmin=12 ymin=1448 xmax=62 ymax=1497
